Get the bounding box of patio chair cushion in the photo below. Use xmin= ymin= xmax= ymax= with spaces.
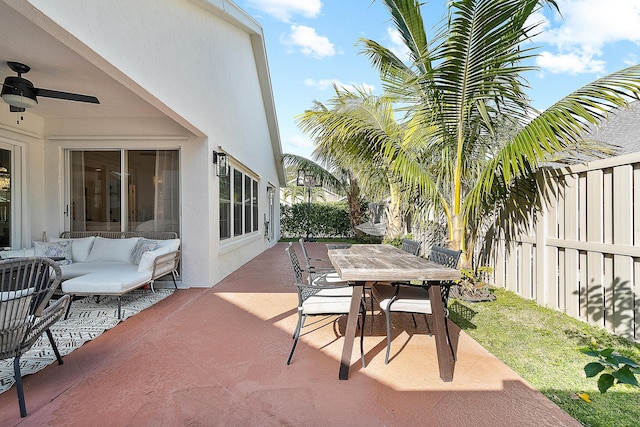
xmin=372 ymin=283 xmax=433 ymax=314
xmin=301 ymin=287 xmax=353 ymax=315
xmin=86 ymin=237 xmax=139 ymax=263
xmin=311 ymin=272 xmax=347 ymax=286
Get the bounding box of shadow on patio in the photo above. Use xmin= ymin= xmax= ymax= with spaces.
xmin=0 ymin=242 xmax=579 ymax=426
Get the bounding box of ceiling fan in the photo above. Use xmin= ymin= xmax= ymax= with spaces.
xmin=1 ymin=61 xmax=99 ymax=112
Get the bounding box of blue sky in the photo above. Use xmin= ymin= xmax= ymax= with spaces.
xmin=237 ymin=0 xmax=640 ymax=159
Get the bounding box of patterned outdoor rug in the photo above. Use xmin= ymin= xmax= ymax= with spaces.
xmin=0 ymin=288 xmax=174 ymax=394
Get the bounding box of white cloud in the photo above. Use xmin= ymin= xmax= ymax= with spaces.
xmin=304 ymin=78 xmax=375 ymax=93
xmin=387 ymin=27 xmax=412 ymax=64
xmin=281 ymin=25 xmax=335 ymax=58
xmin=624 ymin=53 xmax=638 ymax=67
xmin=246 ymin=0 xmax=322 ymax=23
xmin=533 ymin=0 xmax=640 ymax=74
xmin=284 ymin=134 xmax=316 ymax=158
xmin=536 ymin=51 xmax=606 ymax=75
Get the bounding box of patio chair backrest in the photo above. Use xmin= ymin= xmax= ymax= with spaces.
xmin=428 ymin=246 xmax=461 ymax=269
xmin=285 ymin=243 xmax=306 ymax=285
xmin=401 ymin=238 xmax=421 ymax=256
xmin=427 ymin=246 xmax=462 ymax=307
xmin=298 ymin=238 xmax=313 ymax=270
xmin=0 ymin=257 xmax=62 ymax=358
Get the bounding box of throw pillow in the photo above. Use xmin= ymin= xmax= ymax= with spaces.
xmin=131 ymin=238 xmax=159 ymax=264
xmin=51 ymin=236 xmax=95 ymax=262
xmin=33 ymin=240 xmax=73 ymax=265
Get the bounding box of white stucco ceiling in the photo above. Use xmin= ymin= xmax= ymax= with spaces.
xmin=0 ymin=2 xmax=165 ymax=120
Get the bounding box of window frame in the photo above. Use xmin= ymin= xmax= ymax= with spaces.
xmin=219 ymin=164 xmax=260 ymax=241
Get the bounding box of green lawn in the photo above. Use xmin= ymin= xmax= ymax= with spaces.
xmin=449 ymin=288 xmax=640 ymax=427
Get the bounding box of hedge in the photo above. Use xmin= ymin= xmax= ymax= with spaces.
xmin=280 ymin=202 xmax=352 ymax=239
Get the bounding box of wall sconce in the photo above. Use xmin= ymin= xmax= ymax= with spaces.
xmin=213 ymin=151 xmax=229 ymax=177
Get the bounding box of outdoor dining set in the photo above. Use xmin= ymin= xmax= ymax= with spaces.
xmin=285 ymin=238 xmax=462 ymax=382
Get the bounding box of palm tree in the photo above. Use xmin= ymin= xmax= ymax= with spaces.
xmin=297 ymin=86 xmax=417 ymax=238
xmin=357 ymin=0 xmax=640 ymax=264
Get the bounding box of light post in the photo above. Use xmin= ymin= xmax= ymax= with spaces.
xmin=296 ymin=170 xmax=322 ymax=241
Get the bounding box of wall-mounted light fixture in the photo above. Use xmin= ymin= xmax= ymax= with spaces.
xmin=213 ymin=151 xmax=229 ymax=177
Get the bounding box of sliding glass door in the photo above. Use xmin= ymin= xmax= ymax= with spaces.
xmin=0 ymin=148 xmax=12 ymax=248
xmin=68 ymin=150 xmax=179 ymax=234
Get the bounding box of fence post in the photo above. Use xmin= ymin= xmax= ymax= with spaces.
xmin=612 ymin=165 xmax=634 ymax=338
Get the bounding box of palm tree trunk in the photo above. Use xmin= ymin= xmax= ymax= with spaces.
xmin=347 ymin=178 xmax=365 ymax=240
xmin=386 ymin=183 xmax=403 ymax=237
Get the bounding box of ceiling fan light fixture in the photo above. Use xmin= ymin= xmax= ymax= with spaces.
xmin=1 ymin=93 xmax=37 ymax=109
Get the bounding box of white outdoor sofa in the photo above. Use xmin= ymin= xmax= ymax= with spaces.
xmin=1 ymin=231 xmax=180 ymax=318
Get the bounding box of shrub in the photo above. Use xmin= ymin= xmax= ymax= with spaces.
xmin=280 ymin=202 xmax=352 ymax=239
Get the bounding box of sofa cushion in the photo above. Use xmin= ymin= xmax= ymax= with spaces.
xmin=137 ymin=246 xmax=172 ymax=273
xmin=0 ymin=248 xmax=35 ymax=259
xmin=86 ymin=237 xmax=140 ymax=263
xmin=61 ymin=265 xmax=152 ymax=295
xmin=33 ymin=240 xmax=73 ymax=265
xmin=155 ymin=239 xmax=180 ymax=252
xmin=52 ymin=236 xmax=95 ymax=262
xmin=59 ymin=262 xmax=127 ymax=281
xmin=131 ymin=238 xmax=159 ymax=264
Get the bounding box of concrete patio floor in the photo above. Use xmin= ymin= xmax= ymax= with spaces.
xmin=0 ymin=242 xmax=580 ymax=426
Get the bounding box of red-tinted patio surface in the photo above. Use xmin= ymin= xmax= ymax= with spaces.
xmin=0 ymin=242 xmax=579 ymax=426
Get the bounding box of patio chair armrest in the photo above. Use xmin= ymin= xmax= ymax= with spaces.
xmin=24 ymin=295 xmax=70 ymax=346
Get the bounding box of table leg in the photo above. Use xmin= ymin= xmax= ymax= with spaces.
xmin=428 ymin=281 xmax=454 ymax=382
xmin=339 ymin=281 xmax=364 ymax=380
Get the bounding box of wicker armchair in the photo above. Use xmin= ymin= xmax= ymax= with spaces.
xmin=0 ymin=257 xmax=70 ymax=417
xmin=372 ymin=246 xmax=461 ymax=364
xmin=285 ymin=243 xmax=366 ymax=366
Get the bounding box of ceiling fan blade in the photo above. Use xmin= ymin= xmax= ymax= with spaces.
xmin=35 ymin=88 xmax=100 ymax=104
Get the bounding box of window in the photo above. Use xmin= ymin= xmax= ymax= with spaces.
xmin=68 ymin=150 xmax=180 ymax=234
xmin=219 ymin=174 xmax=231 ymax=239
xmin=219 ymin=166 xmax=259 ymax=240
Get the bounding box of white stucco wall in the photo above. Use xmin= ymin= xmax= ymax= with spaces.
xmin=0 ymin=0 xmax=283 ymax=286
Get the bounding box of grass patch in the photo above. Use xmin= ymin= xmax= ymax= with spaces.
xmin=449 ymin=288 xmax=640 ymax=427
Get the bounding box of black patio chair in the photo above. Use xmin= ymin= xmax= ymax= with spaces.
xmin=372 ymin=245 xmax=461 ymax=364
xmin=0 ymin=257 xmax=70 ymax=417
xmin=285 ymin=243 xmax=366 ymax=366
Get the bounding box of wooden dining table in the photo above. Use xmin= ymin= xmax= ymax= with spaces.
xmin=326 ymin=244 xmax=461 ymax=381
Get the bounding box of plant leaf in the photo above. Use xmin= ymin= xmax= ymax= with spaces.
xmin=613 ymin=366 xmax=639 ymax=387
xmin=598 ymin=373 xmax=615 ymax=393
xmin=584 ymin=362 xmax=605 ymax=378
xmin=580 ymin=347 xmax=599 ymax=357
xmin=616 ymin=356 xmax=640 ymax=368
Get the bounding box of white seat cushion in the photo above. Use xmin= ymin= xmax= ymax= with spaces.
xmin=62 ymin=265 xmax=152 ymax=295
xmin=60 ymin=262 xmax=128 ymax=280
xmin=372 ymin=283 xmax=432 ymax=314
xmin=311 ymin=272 xmax=347 ymax=286
xmin=301 ymin=286 xmax=353 ymax=315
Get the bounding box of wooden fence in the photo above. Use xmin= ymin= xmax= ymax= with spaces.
xmin=491 ymin=151 xmax=640 ymax=341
